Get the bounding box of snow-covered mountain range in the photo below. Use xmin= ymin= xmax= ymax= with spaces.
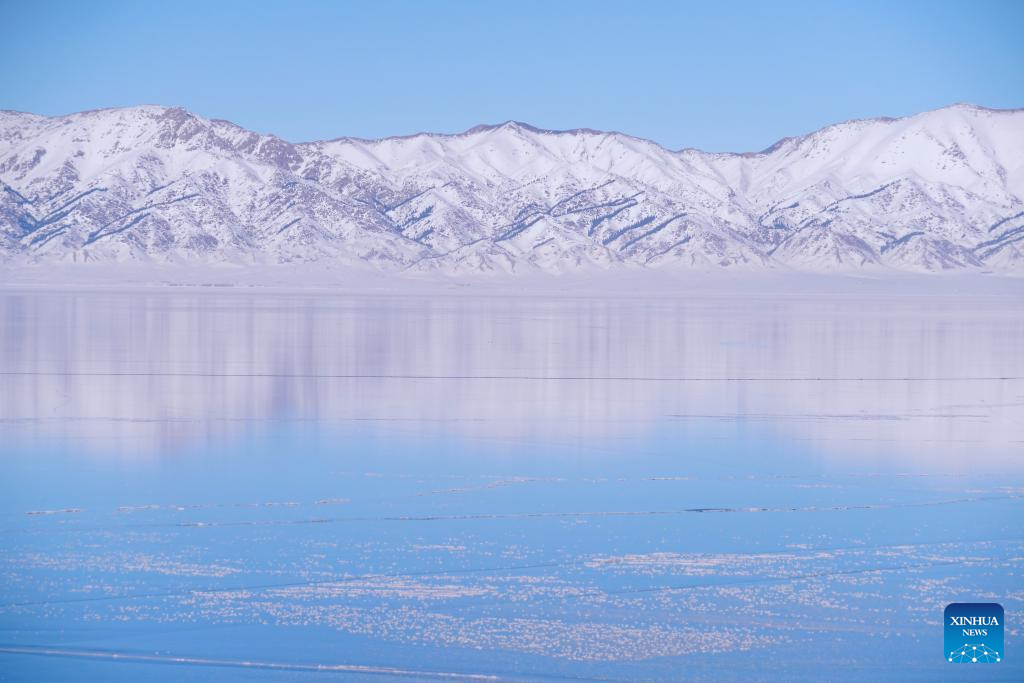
xmin=1 ymin=104 xmax=1022 ymax=274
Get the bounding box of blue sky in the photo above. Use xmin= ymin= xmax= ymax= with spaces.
xmin=1 ymin=0 xmax=1021 ymax=152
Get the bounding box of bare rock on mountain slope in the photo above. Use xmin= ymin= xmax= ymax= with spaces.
xmin=0 ymin=104 xmax=1021 ymax=274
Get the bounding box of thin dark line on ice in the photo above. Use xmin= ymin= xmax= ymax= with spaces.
xmin=0 ymin=371 xmax=1020 ymax=382
xmin=4 ymin=494 xmax=1020 ymax=538
xmin=162 ymin=493 xmax=1019 ymax=529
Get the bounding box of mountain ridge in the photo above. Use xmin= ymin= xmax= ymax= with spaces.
xmin=1 ymin=103 xmax=1022 ymax=274
xmin=2 ymin=101 xmax=1016 ymax=153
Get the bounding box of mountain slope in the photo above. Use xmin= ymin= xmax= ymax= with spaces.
xmin=1 ymin=104 xmax=1021 ymax=273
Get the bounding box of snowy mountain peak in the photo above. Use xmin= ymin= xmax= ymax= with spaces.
xmin=1 ymin=104 xmax=1022 ymax=274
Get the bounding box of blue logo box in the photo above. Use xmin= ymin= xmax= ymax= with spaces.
xmin=945 ymin=603 xmax=1003 ymax=663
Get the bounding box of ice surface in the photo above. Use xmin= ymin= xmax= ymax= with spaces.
xmin=0 ymin=289 xmax=1021 ymax=680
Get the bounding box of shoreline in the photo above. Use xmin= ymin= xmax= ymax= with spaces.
xmin=2 ymin=263 xmax=1022 ymax=300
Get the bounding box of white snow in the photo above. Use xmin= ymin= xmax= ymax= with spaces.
xmin=1 ymin=104 xmax=1022 ymax=276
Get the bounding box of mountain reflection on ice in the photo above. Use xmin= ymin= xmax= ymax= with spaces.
xmin=1 ymin=289 xmax=1022 ymax=464
xmin=0 ymin=288 xmax=1022 ymax=681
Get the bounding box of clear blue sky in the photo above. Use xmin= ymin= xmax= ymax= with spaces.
xmin=1 ymin=0 xmax=1021 ymax=152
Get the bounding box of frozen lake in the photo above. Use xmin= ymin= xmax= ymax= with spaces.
xmin=1 ymin=287 xmax=1022 ymax=681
